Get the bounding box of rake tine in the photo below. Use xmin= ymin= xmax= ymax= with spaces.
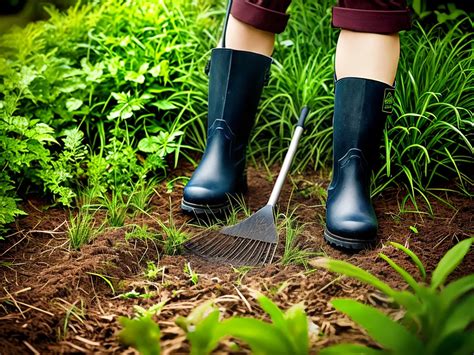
xmin=240 ymin=240 xmax=264 ymax=266
xmin=267 ymin=243 xmax=278 ymax=264
xmin=205 ymin=237 xmax=236 ymax=257
xmin=230 ymin=239 xmax=260 ymax=266
xmin=261 ymin=242 xmax=276 ymax=265
xmin=225 ymin=238 xmax=254 ymax=262
xmin=252 ymin=242 xmax=269 ymax=265
xmin=218 ymin=237 xmax=248 ymax=260
xmin=227 ymin=238 xmax=256 ymax=265
xmin=189 ymin=234 xmax=222 ymax=254
xmin=205 ymin=234 xmax=239 ymax=256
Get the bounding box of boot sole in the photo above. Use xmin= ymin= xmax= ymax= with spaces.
xmin=181 ymin=199 xmax=231 ymax=217
xmin=324 ymin=228 xmax=376 ymax=251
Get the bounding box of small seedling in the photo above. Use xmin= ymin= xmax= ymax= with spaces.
xmin=409 ymin=225 xmax=419 ymax=234
xmin=133 ymin=299 xmax=168 ymax=318
xmin=119 ymin=316 xmax=161 ymax=355
xmin=232 ymin=266 xmax=253 ymax=286
xmin=183 ymin=262 xmax=199 ymax=285
xmin=144 ymin=261 xmax=164 ymax=281
xmin=87 ymin=272 xmax=116 ymax=295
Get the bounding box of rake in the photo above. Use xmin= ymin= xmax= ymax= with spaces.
xmin=185 ymin=107 xmax=309 ymax=266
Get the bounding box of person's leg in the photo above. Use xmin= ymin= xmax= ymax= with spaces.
xmin=223 ymin=15 xmax=275 ymax=56
xmin=324 ymin=0 xmax=410 ymax=249
xmin=181 ymin=0 xmax=291 ymax=215
xmin=335 ymin=31 xmax=400 ymax=85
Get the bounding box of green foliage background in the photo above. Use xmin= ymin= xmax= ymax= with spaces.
xmin=0 ymin=0 xmax=472 ymax=234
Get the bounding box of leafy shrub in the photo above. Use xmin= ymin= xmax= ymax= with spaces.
xmin=313 ymin=238 xmax=474 ymax=354
xmin=0 ymin=0 xmax=219 ymax=234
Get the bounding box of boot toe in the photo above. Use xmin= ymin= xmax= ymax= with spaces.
xmin=183 ymin=185 xmax=227 ymax=206
xmin=328 ymin=218 xmax=377 ymax=241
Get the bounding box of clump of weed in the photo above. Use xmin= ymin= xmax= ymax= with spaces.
xmin=67 ymin=209 xmax=98 ymax=249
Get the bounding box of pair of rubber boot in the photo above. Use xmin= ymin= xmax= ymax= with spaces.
xmin=181 ymin=48 xmax=395 ymax=250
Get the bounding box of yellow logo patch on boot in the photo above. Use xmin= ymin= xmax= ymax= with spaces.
xmin=382 ymin=88 xmax=395 ymax=114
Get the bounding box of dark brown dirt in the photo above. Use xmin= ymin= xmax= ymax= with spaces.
xmin=0 ymin=165 xmax=472 ymax=354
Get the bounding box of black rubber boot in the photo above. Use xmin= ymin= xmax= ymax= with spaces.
xmin=181 ymin=48 xmax=272 ymax=215
xmin=324 ymin=77 xmax=395 ymax=250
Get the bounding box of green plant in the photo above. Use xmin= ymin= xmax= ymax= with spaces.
xmin=232 ymin=265 xmax=253 ymax=286
xmin=313 ymin=238 xmax=474 ymax=354
xmin=157 ymin=215 xmax=188 ymax=256
xmin=119 ymin=316 xmax=161 ymax=355
xmin=376 ymin=19 xmax=473 ymax=212
xmin=67 ymin=208 xmax=98 ymax=249
xmin=86 ymin=272 xmax=115 ymax=295
xmin=128 ymin=178 xmax=157 ymax=216
xmin=144 ymin=261 xmax=164 ymax=281
xmin=183 ymin=262 xmax=199 ymax=286
xmin=55 ymin=299 xmax=86 ymax=340
xmin=100 ymin=188 xmax=130 ymax=227
xmin=125 ymin=224 xmax=158 ymax=242
xmin=176 ymin=293 xmax=313 ymax=355
xmin=279 ymin=209 xmax=320 ymax=268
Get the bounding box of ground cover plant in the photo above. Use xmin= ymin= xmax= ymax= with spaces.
xmin=0 ymin=0 xmax=473 ymax=353
xmin=315 ymin=238 xmax=474 ymax=355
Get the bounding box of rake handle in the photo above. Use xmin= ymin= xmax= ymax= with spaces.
xmin=267 ymin=106 xmax=310 ymax=207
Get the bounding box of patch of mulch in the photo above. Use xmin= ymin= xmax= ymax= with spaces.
xmin=0 ymin=165 xmax=472 ymax=354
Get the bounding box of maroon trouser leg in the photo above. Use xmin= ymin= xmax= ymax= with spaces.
xmin=231 ymin=0 xmax=411 ymax=34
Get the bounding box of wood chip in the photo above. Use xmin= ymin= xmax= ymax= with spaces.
xmin=75 ymin=335 xmax=101 ymax=347
xmin=63 ymin=341 xmax=88 ymax=353
xmin=23 ymin=341 xmax=40 ymax=355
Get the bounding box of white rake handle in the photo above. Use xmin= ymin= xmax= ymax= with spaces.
xmin=267 ymin=106 xmax=310 ymax=207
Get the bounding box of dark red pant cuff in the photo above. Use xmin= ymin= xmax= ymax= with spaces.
xmin=231 ymin=0 xmax=290 ymax=34
xmin=332 ymin=7 xmax=411 ymax=34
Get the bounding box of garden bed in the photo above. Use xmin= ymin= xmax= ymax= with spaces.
xmin=1 ymin=165 xmax=472 ymax=354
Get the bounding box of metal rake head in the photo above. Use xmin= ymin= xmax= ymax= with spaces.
xmin=184 ymin=205 xmax=278 ymax=266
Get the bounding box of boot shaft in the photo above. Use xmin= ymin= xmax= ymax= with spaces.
xmin=207 ymin=48 xmax=272 ymax=142
xmin=332 ymin=77 xmax=394 ymax=169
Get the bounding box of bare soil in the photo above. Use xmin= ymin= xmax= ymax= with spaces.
xmin=1 ymin=165 xmax=472 ymax=354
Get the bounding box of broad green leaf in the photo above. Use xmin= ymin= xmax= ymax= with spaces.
xmin=389 ymin=242 xmax=426 ymax=280
xmin=389 ymin=290 xmax=422 ymax=314
xmin=434 ymin=330 xmax=474 ymax=355
xmin=331 ymin=299 xmax=423 ymax=354
xmin=440 ymin=274 xmax=474 ymax=305
xmin=256 ymin=294 xmax=285 ymax=329
xmin=187 ymin=310 xmax=221 ymax=355
xmin=138 ymin=137 xmax=160 ymax=153
xmin=440 ymin=294 xmax=474 ymax=337
xmin=379 ymin=253 xmax=420 ymax=292
xmin=119 ymin=316 xmax=161 ymax=355
xmin=125 ymin=71 xmax=146 ymax=84
xmin=153 ymin=100 xmax=177 ymax=111
xmin=431 ymin=238 xmax=473 ymax=289
xmin=219 ymin=318 xmax=295 ymax=355
xmin=65 ymin=98 xmax=83 ymax=112
xmin=310 ymin=258 xmax=396 ymax=297
xmin=284 ymin=303 xmax=309 ymax=355
xmin=320 ymin=343 xmax=385 ymax=355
